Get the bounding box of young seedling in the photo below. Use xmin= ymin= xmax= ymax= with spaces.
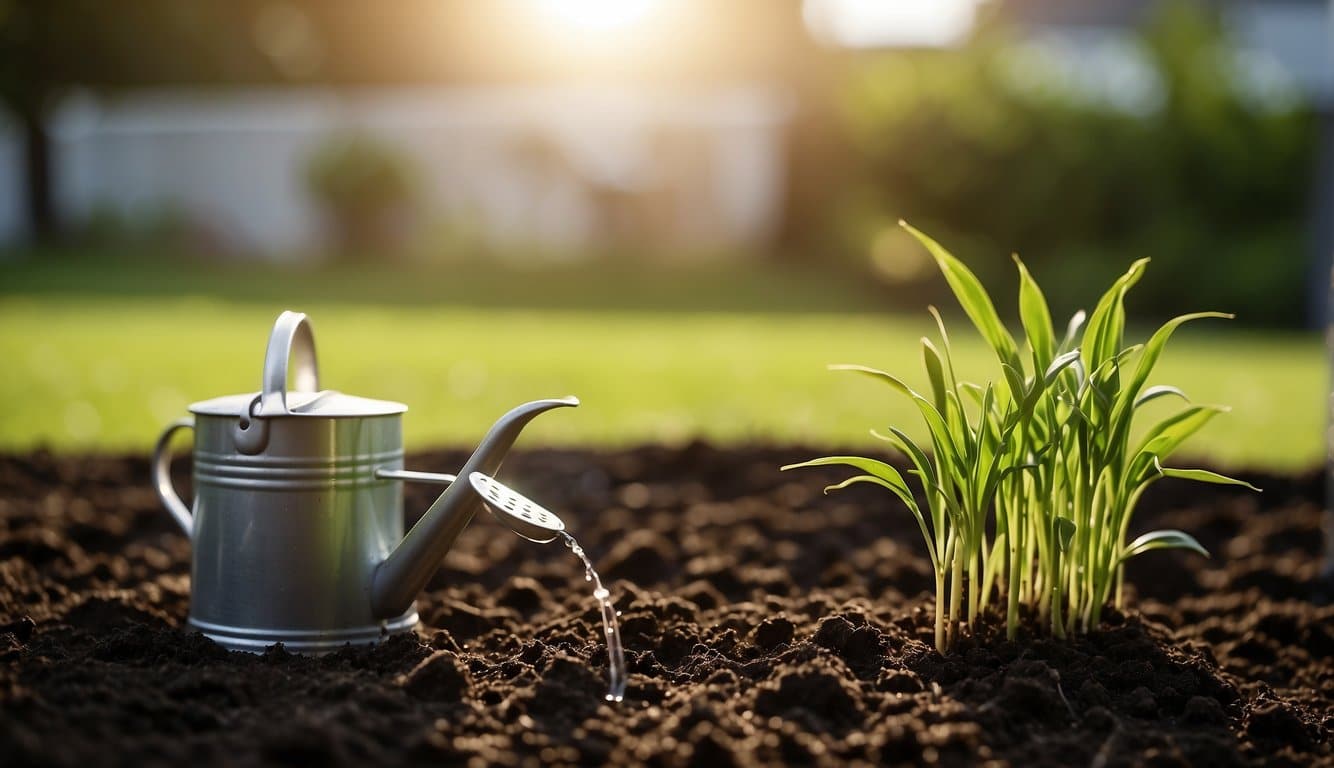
xmin=784 ymin=222 xmax=1259 ymax=652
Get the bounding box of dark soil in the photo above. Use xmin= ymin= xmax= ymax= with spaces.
xmin=0 ymin=443 xmax=1330 ymax=767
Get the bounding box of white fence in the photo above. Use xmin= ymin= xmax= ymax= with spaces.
xmin=0 ymin=85 xmax=793 ymax=256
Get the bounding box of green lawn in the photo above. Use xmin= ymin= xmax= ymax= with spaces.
xmin=0 ymin=293 xmax=1321 ymax=470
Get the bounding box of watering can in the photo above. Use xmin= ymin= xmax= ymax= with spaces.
xmin=151 ymin=310 xmax=577 ymax=652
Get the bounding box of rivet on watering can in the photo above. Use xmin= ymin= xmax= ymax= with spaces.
xmin=231 ymin=394 xmax=270 ymax=455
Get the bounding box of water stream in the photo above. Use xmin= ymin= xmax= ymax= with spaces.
xmin=561 ymin=532 xmax=626 ymax=703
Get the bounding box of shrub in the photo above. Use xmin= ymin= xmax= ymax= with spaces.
xmin=828 ymin=2 xmax=1315 ymax=327
xmin=304 ymin=132 xmax=418 ymax=258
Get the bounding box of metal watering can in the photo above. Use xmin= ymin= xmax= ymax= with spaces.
xmin=152 ymin=310 xmax=577 ymax=652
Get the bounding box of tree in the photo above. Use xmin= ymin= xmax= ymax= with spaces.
xmin=0 ymin=1 xmax=266 ymax=242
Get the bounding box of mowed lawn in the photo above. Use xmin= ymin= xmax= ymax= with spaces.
xmin=0 ymin=296 xmax=1321 ymax=470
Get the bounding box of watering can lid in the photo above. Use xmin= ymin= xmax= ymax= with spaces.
xmin=189 ymin=390 xmax=408 ymax=418
xmin=189 ymin=310 xmax=408 ymax=419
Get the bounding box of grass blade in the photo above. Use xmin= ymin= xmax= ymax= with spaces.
xmin=1119 ymin=529 xmax=1209 ymax=563
xmin=901 ymin=221 xmax=1019 ymax=367
xmin=1060 ymin=310 xmax=1087 ymax=355
xmin=1014 ymin=254 xmax=1055 ymax=372
xmin=833 ymin=364 xmax=963 ymax=466
xmin=1113 ymin=312 xmax=1232 ymax=425
xmin=1044 ymin=348 xmax=1082 ymax=386
xmin=781 ymin=456 xmax=913 ymax=498
xmin=1152 ymin=457 xmax=1262 ymax=492
xmin=981 ymin=532 xmax=1007 ymax=604
xmin=1134 ymin=385 xmax=1189 ymax=409
xmin=828 ymin=363 xmax=914 ymax=398
xmin=922 ymin=338 xmax=949 ymax=415
xmin=877 ymin=427 xmax=937 ymax=489
xmin=1082 ymin=259 xmax=1148 ymax=372
xmin=1130 ymin=405 xmax=1228 ymax=481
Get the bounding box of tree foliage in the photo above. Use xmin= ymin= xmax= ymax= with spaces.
xmin=831 ymin=3 xmax=1315 ymax=326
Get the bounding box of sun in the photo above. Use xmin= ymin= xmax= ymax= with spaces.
xmin=524 ymin=0 xmax=660 ymax=34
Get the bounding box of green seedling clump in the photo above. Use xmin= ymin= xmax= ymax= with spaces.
xmin=783 ymin=223 xmax=1259 ymax=654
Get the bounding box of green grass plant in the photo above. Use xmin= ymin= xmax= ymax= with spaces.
xmin=784 ymin=223 xmax=1262 ymax=653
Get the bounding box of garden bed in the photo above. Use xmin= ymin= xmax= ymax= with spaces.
xmin=0 ymin=444 xmax=1329 ymax=766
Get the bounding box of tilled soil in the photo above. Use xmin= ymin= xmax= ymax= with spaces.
xmin=0 ymin=443 xmax=1330 ymax=767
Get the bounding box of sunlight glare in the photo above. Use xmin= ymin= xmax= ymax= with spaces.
xmin=804 ymin=0 xmax=980 ymax=48
xmin=526 ymin=0 xmax=660 ymax=34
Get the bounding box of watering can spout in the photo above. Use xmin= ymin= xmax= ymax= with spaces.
xmin=370 ymin=396 xmax=578 ymax=619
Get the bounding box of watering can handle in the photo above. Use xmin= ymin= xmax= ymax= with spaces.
xmin=152 ymin=417 xmax=195 ymax=538
xmin=257 ymin=310 xmax=320 ymax=418
xmin=233 ymin=311 xmax=321 ymax=454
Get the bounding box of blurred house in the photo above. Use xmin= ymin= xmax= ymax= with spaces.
xmin=0 ymin=0 xmax=813 ymax=257
xmin=19 ymin=85 xmax=790 ymax=255
xmin=0 ymin=0 xmax=1324 ymax=277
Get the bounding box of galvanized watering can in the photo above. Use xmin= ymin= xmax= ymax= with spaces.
xmin=152 ymin=310 xmax=577 ymax=653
